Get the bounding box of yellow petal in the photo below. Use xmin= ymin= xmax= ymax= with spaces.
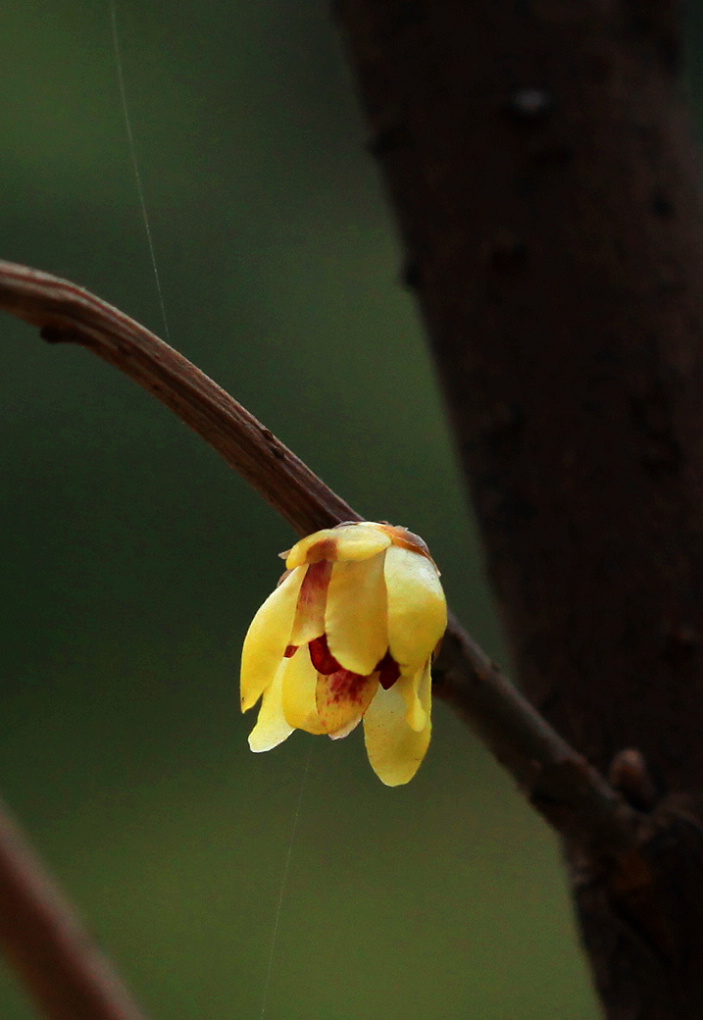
xmin=284 ymin=530 xmax=337 ymax=568
xmin=288 ymin=561 xmax=330 ymax=647
xmin=332 ymin=523 xmax=392 ymax=561
xmin=384 ymin=545 xmax=447 ymax=674
xmin=362 ymin=666 xmax=432 ymax=786
xmin=325 ymin=553 xmax=388 ymax=675
xmin=316 ymin=669 xmax=379 ymax=736
xmin=378 ymin=523 xmax=433 ymax=562
xmin=328 ymin=715 xmax=363 ymax=741
xmin=281 ymin=646 xmax=327 ymax=735
xmin=240 ymin=567 xmax=305 ymax=712
xmin=398 ymin=660 xmax=431 ymax=732
xmin=285 ymin=523 xmax=391 ymax=569
xmin=248 ymin=660 xmax=294 ymax=752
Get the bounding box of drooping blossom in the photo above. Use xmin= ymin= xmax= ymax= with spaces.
xmin=240 ymin=521 xmax=447 ymax=785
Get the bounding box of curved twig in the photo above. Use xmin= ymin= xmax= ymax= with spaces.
xmin=0 ymin=260 xmax=357 ymax=537
xmin=0 ymin=258 xmax=638 ymax=851
xmin=0 ymin=257 xmax=640 ymax=1014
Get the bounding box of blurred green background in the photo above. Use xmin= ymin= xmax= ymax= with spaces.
xmin=8 ymin=3 xmax=701 ymax=1019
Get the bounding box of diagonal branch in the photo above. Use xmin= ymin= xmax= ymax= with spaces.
xmin=0 ymin=260 xmax=356 ymax=538
xmin=0 ymin=257 xmax=645 ymax=1017
xmin=0 ymin=258 xmax=638 ymax=856
xmin=0 ymin=255 xmax=641 ymax=1016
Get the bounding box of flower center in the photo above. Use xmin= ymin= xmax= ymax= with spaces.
xmin=308 ymin=634 xmax=401 ymax=689
xmin=375 ymin=650 xmax=401 ymax=689
xmin=309 ymin=633 xmax=341 ymax=674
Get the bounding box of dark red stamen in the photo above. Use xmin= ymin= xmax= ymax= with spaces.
xmin=309 ymin=633 xmax=342 ymax=675
xmin=284 ymin=644 xmax=298 ymax=658
xmin=376 ymin=650 xmax=401 ymax=689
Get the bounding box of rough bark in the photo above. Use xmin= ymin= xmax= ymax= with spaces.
xmin=334 ymin=1 xmax=703 ymax=1017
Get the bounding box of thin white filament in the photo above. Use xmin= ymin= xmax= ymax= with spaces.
xmin=109 ymin=12 xmax=311 ymax=1016
xmin=109 ymin=0 xmax=171 ymax=342
xmin=260 ymin=745 xmax=313 ymax=1018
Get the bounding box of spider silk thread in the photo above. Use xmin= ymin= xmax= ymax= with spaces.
xmin=109 ymin=0 xmax=171 ymax=344
xmin=108 ymin=13 xmax=313 ymax=1016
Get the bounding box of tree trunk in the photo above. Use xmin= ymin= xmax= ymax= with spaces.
xmin=334 ymin=1 xmax=703 ymax=1016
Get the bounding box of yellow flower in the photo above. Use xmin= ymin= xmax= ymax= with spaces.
xmin=240 ymin=522 xmax=447 ymax=786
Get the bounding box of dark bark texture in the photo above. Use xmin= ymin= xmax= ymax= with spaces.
xmin=334 ymin=1 xmax=703 ymax=1017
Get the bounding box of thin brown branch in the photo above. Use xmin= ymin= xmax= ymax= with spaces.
xmin=0 ymin=796 xmax=151 ymax=1020
xmin=0 ymin=254 xmax=642 ymax=1013
xmin=435 ymin=616 xmax=637 ymax=856
xmin=0 ymin=260 xmax=357 ymax=537
xmin=0 ymin=258 xmax=639 ymax=854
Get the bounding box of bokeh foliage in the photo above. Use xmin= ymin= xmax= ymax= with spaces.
xmin=0 ymin=2 xmax=648 ymax=1016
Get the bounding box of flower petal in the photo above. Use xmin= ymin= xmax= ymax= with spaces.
xmin=384 ymin=545 xmax=447 ymax=674
xmin=316 ymin=669 xmax=379 ymax=736
xmin=240 ymin=567 xmax=305 ymax=712
xmin=288 ymin=561 xmax=331 ymax=647
xmin=332 ymin=523 xmax=392 ymax=561
xmin=378 ymin=523 xmax=433 ymax=561
xmin=398 ymin=660 xmax=431 ymax=732
xmin=328 ymin=715 xmax=363 ymax=741
xmin=248 ymin=660 xmax=294 ymax=752
xmin=362 ymin=665 xmax=432 ymax=786
xmin=285 ymin=523 xmax=391 ymax=569
xmin=325 ymin=553 xmax=388 ymax=675
xmin=281 ymin=646 xmax=327 ymax=735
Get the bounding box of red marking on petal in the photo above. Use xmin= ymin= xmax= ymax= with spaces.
xmin=376 ymin=650 xmax=401 ymax=689
xmin=309 ymin=633 xmax=341 ymax=675
xmin=378 ymin=523 xmax=432 ymax=559
xmin=296 ymin=560 xmax=332 ymax=616
xmin=284 ymin=644 xmax=298 ymax=658
xmin=302 ymin=559 xmax=333 ymax=595
xmin=328 ymin=669 xmax=371 ymax=706
xmin=304 ymin=538 xmax=337 ymax=563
